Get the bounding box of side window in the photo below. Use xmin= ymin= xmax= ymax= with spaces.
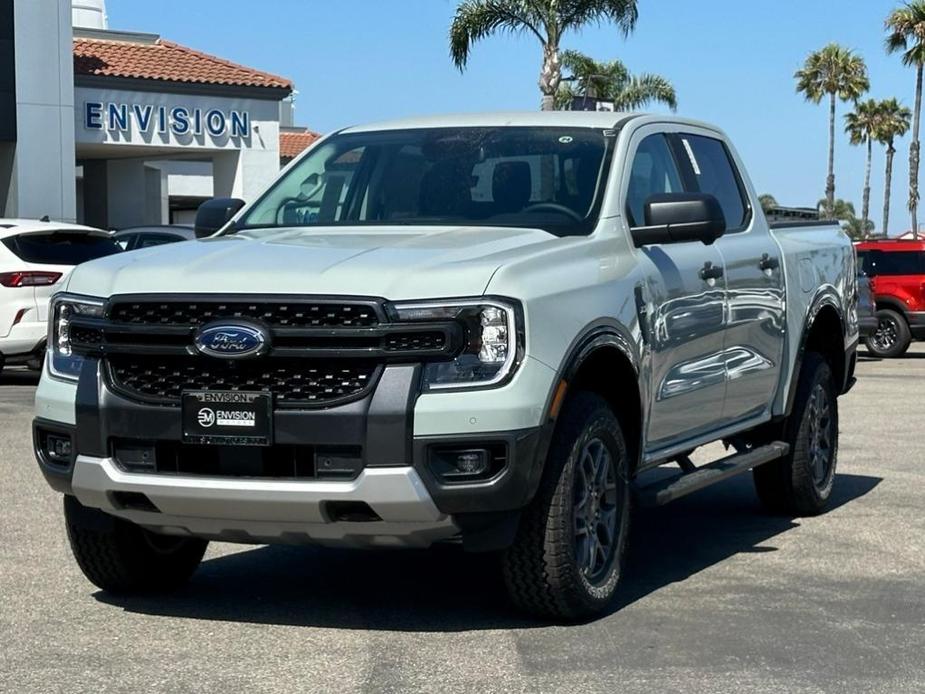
xmin=625 ymin=134 xmax=684 ymax=227
xmin=679 ymin=134 xmax=748 ymax=230
xmin=874 ymin=251 xmax=925 ymax=275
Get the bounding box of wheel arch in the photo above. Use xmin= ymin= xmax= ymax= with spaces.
xmin=785 ymin=295 xmax=848 ymax=416
xmin=538 ymin=322 xmax=644 ymax=478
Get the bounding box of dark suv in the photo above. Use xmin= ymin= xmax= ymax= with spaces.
xmin=856 ymin=239 xmax=925 ymax=357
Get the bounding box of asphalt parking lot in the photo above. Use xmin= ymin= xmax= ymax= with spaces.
xmin=2 ymin=349 xmax=924 ymax=694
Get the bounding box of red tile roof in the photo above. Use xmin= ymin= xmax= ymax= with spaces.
xmin=280 ymin=129 xmax=321 ymax=160
xmin=73 ymin=37 xmax=292 ymax=91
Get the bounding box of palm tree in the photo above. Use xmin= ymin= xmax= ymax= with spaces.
xmin=450 ymin=0 xmax=639 ymax=111
xmin=795 ymin=44 xmax=870 ymax=219
xmin=758 ymin=194 xmax=779 ymax=214
xmin=886 ymin=2 xmax=925 ymax=239
xmin=874 ymin=98 xmax=912 ymax=235
xmin=554 ymin=50 xmax=676 ymax=111
xmin=843 ymin=215 xmax=876 ymax=240
xmin=845 ymin=100 xmax=881 ymax=238
xmin=817 ymin=197 xmax=857 ymax=221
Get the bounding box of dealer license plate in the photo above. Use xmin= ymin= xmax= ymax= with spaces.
xmin=181 ymin=391 xmax=272 ymax=446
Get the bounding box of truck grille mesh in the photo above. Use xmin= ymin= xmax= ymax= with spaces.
xmin=108 ymin=300 xmax=380 ymax=328
xmin=107 ymin=356 xmax=379 ymax=406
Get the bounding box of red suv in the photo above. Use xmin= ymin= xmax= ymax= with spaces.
xmin=856 ymin=239 xmax=925 ymax=357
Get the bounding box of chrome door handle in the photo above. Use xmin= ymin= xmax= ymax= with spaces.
xmin=759 ymin=253 xmax=780 ymax=271
xmin=699 ymin=261 xmax=724 ymax=281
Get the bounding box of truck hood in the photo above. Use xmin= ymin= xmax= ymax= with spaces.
xmin=65 ymin=225 xmax=560 ymax=300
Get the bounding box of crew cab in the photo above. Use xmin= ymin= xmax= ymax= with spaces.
xmin=856 ymin=238 xmax=925 ymax=357
xmin=33 ymin=113 xmax=857 ymax=620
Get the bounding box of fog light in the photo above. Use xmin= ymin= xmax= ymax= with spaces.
xmin=45 ymin=433 xmax=72 ymax=465
xmin=429 ymin=446 xmax=499 ymax=482
xmin=454 ymin=450 xmax=489 ymax=475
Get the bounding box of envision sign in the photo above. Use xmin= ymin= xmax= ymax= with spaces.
xmin=84 ymin=101 xmax=250 ymax=139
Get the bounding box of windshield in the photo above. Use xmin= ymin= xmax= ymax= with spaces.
xmin=237 ymin=126 xmax=615 ymax=237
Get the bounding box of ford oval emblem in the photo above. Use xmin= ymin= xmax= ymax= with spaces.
xmin=194 ymin=323 xmax=267 ymax=359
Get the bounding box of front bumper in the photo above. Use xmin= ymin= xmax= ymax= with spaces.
xmin=66 ymin=455 xmax=457 ymax=548
xmin=858 ymin=315 xmax=879 ymax=338
xmin=34 ymin=355 xmax=554 ymax=549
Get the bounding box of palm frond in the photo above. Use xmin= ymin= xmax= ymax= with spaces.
xmin=560 ymin=0 xmax=639 ymax=35
xmin=450 ymin=0 xmax=545 ymax=70
xmin=614 ymin=74 xmax=678 ymax=111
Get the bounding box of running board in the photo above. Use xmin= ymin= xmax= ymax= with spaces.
xmin=634 ymin=441 xmax=790 ymax=507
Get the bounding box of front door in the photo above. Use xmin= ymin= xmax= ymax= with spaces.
xmin=625 ymin=132 xmax=728 ymax=452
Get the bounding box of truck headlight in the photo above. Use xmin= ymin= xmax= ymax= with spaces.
xmin=48 ymin=294 xmax=105 ymax=381
xmin=390 ymin=298 xmax=523 ymax=390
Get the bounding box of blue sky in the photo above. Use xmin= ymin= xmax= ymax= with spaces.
xmin=109 ymin=0 xmax=919 ymax=234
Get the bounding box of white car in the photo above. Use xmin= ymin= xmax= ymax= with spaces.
xmin=0 ymin=219 xmax=121 ymax=372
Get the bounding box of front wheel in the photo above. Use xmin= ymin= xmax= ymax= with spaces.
xmin=502 ymin=392 xmax=631 ymax=621
xmin=753 ymin=352 xmax=838 ymax=516
xmin=864 ymin=308 xmax=911 ymax=358
xmin=64 ymin=495 xmax=207 ymax=593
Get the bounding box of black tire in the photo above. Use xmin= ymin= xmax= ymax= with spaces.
xmin=864 ymin=308 xmax=911 ymax=358
xmin=753 ymin=352 xmax=838 ymax=516
xmin=64 ymin=495 xmax=207 ymax=593
xmin=502 ymin=392 xmax=631 ymax=621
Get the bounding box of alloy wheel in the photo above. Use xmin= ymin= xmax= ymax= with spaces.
xmin=806 ymin=383 xmax=834 ymax=488
xmin=871 ymin=316 xmax=898 ymax=352
xmin=573 ymin=438 xmax=620 ymax=585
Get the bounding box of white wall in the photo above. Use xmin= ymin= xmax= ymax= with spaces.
xmin=8 ymin=0 xmax=76 ymax=222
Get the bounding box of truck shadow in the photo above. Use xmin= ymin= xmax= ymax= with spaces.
xmin=95 ymin=472 xmax=881 ymax=631
xmin=0 ymin=367 xmax=41 ymax=386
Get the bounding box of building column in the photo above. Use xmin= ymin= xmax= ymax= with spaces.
xmin=5 ymin=0 xmax=76 ymax=222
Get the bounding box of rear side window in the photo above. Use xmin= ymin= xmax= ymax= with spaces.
xmin=865 ymin=249 xmax=925 ymax=276
xmin=2 ymin=231 xmax=122 ymax=265
xmin=679 ymin=134 xmax=749 ymax=230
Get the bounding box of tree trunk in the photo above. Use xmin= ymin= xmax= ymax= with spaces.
xmin=538 ymin=42 xmax=561 ymax=112
xmin=862 ymin=137 xmax=872 ymax=238
xmin=884 ymin=143 xmax=895 ymax=237
xmin=825 ymin=92 xmax=836 ymax=219
xmin=911 ymin=64 xmax=923 ymax=239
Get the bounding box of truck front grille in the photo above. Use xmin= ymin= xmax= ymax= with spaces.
xmin=109 ymin=299 xmax=381 ymax=328
xmin=106 ymin=355 xmax=380 ymax=407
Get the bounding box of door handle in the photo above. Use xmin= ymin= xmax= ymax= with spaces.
xmin=699 ymin=261 xmax=724 ymax=281
xmin=759 ymin=253 xmax=780 ymax=271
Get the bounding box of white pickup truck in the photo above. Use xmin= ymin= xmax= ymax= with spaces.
xmin=34 ymin=113 xmax=858 ymax=620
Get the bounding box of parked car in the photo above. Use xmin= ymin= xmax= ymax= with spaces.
xmin=857 ymin=270 xmax=878 ymax=338
xmin=112 ymin=225 xmax=195 ymax=252
xmin=33 ymin=113 xmax=857 ymax=620
xmin=856 ymin=239 xmax=925 ymax=357
xmin=0 ymin=219 xmax=121 ymax=372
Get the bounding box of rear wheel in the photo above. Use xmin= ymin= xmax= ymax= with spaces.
xmin=753 ymin=352 xmax=838 ymax=516
xmin=502 ymin=392 xmax=631 ymax=621
xmin=864 ymin=308 xmax=911 ymax=358
xmin=64 ymin=495 xmax=207 ymax=593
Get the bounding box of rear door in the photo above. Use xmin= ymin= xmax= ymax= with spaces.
xmin=624 ymin=130 xmax=728 ymax=451
xmin=674 ymin=131 xmax=786 ymax=424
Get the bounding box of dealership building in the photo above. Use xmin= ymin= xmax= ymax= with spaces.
xmin=1 ymin=0 xmax=319 ymax=227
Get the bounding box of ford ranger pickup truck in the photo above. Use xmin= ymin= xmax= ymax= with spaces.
xmin=33 ymin=113 xmax=858 ymax=620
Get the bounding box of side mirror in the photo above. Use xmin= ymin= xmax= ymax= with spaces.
xmin=631 ymin=193 xmax=726 ymax=247
xmin=194 ymin=197 xmax=246 ymax=238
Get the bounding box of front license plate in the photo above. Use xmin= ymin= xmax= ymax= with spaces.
xmin=182 ymin=391 xmax=272 ymax=446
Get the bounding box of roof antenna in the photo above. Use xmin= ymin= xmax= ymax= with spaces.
xmin=40 ymin=215 xmax=50 ymax=222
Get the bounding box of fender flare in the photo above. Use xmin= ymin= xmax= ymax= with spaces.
xmin=873 ymin=295 xmax=910 ymax=318
xmin=784 ymin=288 xmax=847 ymax=416
xmin=522 ymin=320 xmax=643 ymax=501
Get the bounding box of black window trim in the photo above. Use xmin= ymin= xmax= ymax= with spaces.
xmin=668 ymin=132 xmax=753 ymax=234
